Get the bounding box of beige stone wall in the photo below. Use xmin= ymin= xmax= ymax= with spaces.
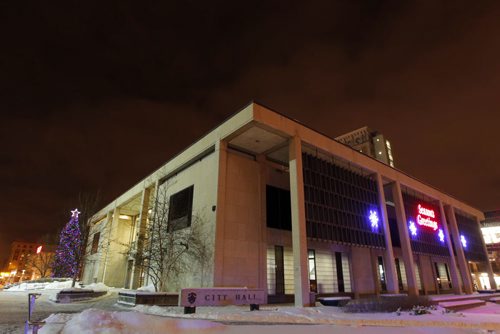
xmin=82 ymin=217 xmax=108 ymax=284
xmin=104 ymin=216 xmax=134 ymax=288
xmin=351 ymin=246 xmax=376 ymax=295
xmin=418 ymin=254 xmax=437 ymax=294
xmin=158 ymin=151 xmax=218 ymax=292
xmin=219 ymin=152 xmax=263 ymax=288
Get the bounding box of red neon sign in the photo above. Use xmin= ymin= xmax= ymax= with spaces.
xmin=417 ymin=204 xmax=438 ymax=231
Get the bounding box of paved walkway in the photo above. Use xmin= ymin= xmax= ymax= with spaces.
xmin=0 ymin=290 xmax=124 ymax=334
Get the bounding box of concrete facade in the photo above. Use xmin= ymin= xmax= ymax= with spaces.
xmin=82 ymin=102 xmax=494 ymax=305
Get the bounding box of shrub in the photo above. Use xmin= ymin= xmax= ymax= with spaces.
xmin=343 ymin=295 xmax=432 ymax=313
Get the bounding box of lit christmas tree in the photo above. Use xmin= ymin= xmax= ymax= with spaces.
xmin=52 ymin=209 xmax=82 ymax=278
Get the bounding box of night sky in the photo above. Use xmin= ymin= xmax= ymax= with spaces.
xmin=2 ymin=1 xmax=500 ymax=267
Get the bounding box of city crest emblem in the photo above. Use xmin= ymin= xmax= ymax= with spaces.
xmin=187 ymin=292 xmax=197 ymax=305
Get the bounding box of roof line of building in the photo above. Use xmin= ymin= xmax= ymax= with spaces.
xmin=93 ymin=100 xmax=484 ymax=221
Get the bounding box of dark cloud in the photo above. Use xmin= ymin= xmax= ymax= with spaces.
xmin=1 ymin=1 xmax=500 ymax=266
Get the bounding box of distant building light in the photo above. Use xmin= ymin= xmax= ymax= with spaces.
xmin=378 ymin=151 xmax=382 ymax=155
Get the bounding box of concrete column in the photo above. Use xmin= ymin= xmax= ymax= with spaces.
xmin=213 ymin=140 xmax=228 ymax=286
xmin=375 ymin=173 xmax=399 ymax=294
xmin=144 ymin=180 xmax=160 ymax=287
xmin=256 ymin=155 xmax=268 ymax=294
xmin=475 ymin=217 xmax=497 ymax=290
xmin=370 ymin=249 xmax=381 ymax=295
xmin=288 ymin=136 xmax=310 ymax=307
xmin=391 ymin=181 xmax=419 ymax=296
xmin=445 ymin=206 xmax=473 ymax=294
xmin=132 ymin=186 xmax=152 ymax=289
xmin=438 ymin=201 xmax=462 ymax=294
xmin=102 ymin=208 xmax=119 ymax=284
xmin=97 ymin=211 xmax=113 ymax=283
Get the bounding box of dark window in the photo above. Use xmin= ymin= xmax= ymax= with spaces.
xmin=168 ymin=185 xmax=194 ymax=231
xmin=91 ymin=232 xmax=100 ymax=254
xmin=266 ymin=185 xmax=292 ymax=231
xmin=302 ymin=153 xmax=383 ymax=248
xmin=455 ymin=213 xmax=488 ymax=262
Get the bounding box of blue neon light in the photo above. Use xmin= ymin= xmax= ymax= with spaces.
xmin=438 ymin=229 xmax=445 ymax=243
xmin=460 ymin=235 xmax=467 ymax=248
xmin=369 ymin=210 xmax=379 ymax=231
xmin=409 ymin=220 xmax=417 ymax=237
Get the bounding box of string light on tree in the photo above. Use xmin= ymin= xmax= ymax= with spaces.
xmin=52 ymin=208 xmax=82 ymax=278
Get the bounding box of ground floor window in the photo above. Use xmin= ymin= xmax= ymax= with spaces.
xmin=435 ymin=262 xmax=452 ymax=291
xmin=267 ymin=246 xmax=351 ymax=295
xmin=378 ymin=256 xmax=387 ymax=292
xmin=308 ymin=250 xmax=317 ymax=293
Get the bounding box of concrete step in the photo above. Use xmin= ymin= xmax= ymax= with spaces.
xmin=439 ymin=299 xmax=486 ymax=311
xmin=489 ymin=297 xmax=500 ymax=304
xmin=430 ymin=293 xmax=500 ymax=304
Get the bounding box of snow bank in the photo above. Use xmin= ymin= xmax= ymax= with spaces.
xmin=37 ymin=307 xmax=498 ymax=334
xmin=44 ymin=280 xmax=81 ymax=290
xmin=5 ymin=280 xmax=79 ymax=291
xmin=133 ymin=303 xmax=500 ymax=329
xmin=84 ymin=282 xmax=111 ymax=291
xmin=137 ymin=284 xmax=156 ymax=292
xmin=39 ymin=309 xmax=224 ymax=334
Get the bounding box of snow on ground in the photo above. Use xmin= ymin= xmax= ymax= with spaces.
xmin=83 ymin=283 xmax=112 ymax=292
xmin=36 ymin=308 xmax=495 ymax=334
xmin=4 ymin=280 xmax=114 ymax=292
xmin=137 ymin=284 xmax=156 ymax=292
xmin=34 ymin=303 xmax=500 ymax=334
xmin=4 ymin=280 xmax=81 ymax=291
xmin=131 ymin=303 xmax=500 ymax=329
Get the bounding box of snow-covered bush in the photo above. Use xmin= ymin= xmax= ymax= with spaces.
xmin=343 ymin=296 xmax=432 ymax=313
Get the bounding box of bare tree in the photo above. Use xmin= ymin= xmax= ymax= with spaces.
xmin=14 ymin=233 xmax=57 ymax=279
xmin=133 ymin=184 xmax=210 ymax=292
xmin=71 ymin=191 xmax=101 ymax=287
xmin=25 ymin=251 xmax=55 ymax=278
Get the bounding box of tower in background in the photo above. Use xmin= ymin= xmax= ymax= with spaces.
xmin=335 ymin=126 xmax=395 ymax=167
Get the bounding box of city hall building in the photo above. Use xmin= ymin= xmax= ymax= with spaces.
xmin=82 ymin=102 xmax=495 ymax=306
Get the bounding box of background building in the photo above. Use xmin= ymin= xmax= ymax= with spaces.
xmin=336 ymin=126 xmax=395 ymax=167
xmin=3 ymin=241 xmax=56 ymax=283
xmin=82 ymin=103 xmax=494 ymax=305
xmin=481 ymin=210 xmax=500 ymax=288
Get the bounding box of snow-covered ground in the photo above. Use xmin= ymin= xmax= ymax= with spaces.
xmin=9 ymin=283 xmax=498 ymax=333
xmin=5 ymin=280 xmax=81 ymax=291
xmin=4 ymin=280 xmax=113 ymax=292
xmin=34 ymin=302 xmax=500 ymax=334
